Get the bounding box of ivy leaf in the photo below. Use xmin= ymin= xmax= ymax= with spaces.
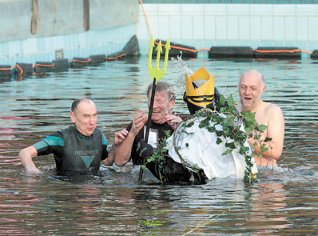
xmin=264 ymin=137 xmax=272 ymax=142
xmin=225 ymin=142 xmax=236 ymax=149
xmin=257 ymin=124 xmax=268 ymax=132
xmin=260 ymin=145 xmax=269 ymax=153
xmin=185 ymin=121 xmax=194 ymax=127
xmin=220 ymin=107 xmax=226 ymax=113
xmin=239 ymin=146 xmax=249 ymax=155
xmin=222 ymin=149 xmax=232 ymax=155
xmin=241 ymin=111 xmax=256 ymax=122
xmin=216 ymin=138 xmax=222 ymax=144
xmin=227 ymin=95 xmax=234 ymax=107
xmin=220 ymin=95 xmax=226 ymax=106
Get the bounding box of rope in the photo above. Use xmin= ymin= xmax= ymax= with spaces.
xmin=0 ymin=67 xmax=11 ymax=71
xmin=301 ymin=49 xmax=313 ymax=55
xmin=106 ymin=53 xmax=126 ymax=61
xmin=197 ymin=48 xmax=211 ymax=52
xmin=71 ymin=58 xmax=92 ymax=63
xmin=139 ymin=0 xmax=153 ymax=37
xmin=33 ymin=63 xmax=54 ymax=68
xmin=255 ymin=49 xmax=301 ymax=53
xmin=182 ymin=215 xmax=220 ymax=236
xmin=155 ymin=41 xmax=198 ymax=53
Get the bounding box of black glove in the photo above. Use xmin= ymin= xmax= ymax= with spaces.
xmin=136 ymin=139 xmax=154 ymax=163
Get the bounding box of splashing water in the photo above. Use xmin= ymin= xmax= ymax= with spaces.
xmin=171 ymin=55 xmax=193 ymax=95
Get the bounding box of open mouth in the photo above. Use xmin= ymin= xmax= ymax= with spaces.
xmin=152 ymin=110 xmax=160 ymax=114
xmin=87 ymin=127 xmax=95 ymax=132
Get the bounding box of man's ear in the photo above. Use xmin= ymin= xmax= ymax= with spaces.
xmin=70 ymin=111 xmax=76 ymax=123
xmin=168 ymin=99 xmax=175 ymax=111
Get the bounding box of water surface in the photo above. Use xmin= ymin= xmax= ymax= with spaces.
xmin=0 ymin=57 xmax=317 ymax=235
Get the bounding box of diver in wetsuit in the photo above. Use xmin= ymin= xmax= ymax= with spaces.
xmin=19 ymin=98 xmax=114 ymax=176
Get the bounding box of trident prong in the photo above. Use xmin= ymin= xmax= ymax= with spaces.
xmin=140 ymin=37 xmax=171 ymax=182
xmin=147 ymin=36 xmax=171 ymax=82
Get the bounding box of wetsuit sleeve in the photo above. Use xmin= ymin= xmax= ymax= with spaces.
xmin=131 ymin=127 xmax=145 ymax=165
xmin=101 ymin=132 xmax=108 ymax=160
xmin=33 ymin=131 xmax=64 ymax=156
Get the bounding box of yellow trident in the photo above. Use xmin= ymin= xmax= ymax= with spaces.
xmin=147 ymin=36 xmax=171 ymax=82
xmin=139 ymin=36 xmax=170 ymax=182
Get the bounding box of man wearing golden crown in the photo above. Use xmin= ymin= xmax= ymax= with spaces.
xmin=164 ymin=67 xmax=258 ymax=183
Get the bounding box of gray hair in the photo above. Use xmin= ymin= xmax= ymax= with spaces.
xmin=71 ymin=97 xmax=94 ymax=112
xmin=147 ymin=81 xmax=176 ymax=100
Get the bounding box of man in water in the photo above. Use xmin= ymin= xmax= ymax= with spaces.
xmin=237 ymin=70 xmax=285 ymax=167
xmin=115 ymin=68 xmax=257 ymax=184
xmin=165 ymin=67 xmax=257 ymax=183
xmin=19 ymin=98 xmax=114 ymax=176
xmin=114 ymin=82 xmax=190 ymax=182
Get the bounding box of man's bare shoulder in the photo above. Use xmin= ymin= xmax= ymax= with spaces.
xmin=266 ymin=102 xmax=283 ymax=114
xmin=264 ymin=102 xmax=284 ymax=122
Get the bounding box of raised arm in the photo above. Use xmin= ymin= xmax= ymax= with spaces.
xmin=19 ymin=145 xmax=41 ymax=175
xmin=114 ymin=112 xmax=147 ymax=166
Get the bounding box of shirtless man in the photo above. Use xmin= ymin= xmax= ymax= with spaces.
xmin=237 ymin=70 xmax=285 ymax=167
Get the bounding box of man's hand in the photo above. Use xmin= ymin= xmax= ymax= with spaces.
xmin=130 ymin=112 xmax=147 ymax=136
xmin=114 ymin=129 xmax=129 ymax=146
xmin=166 ymin=114 xmax=182 ymax=130
xmin=19 ymin=146 xmax=41 ymax=176
xmin=24 ymin=166 xmax=41 ymax=176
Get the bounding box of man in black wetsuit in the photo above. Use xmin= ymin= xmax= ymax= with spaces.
xmin=19 ymin=98 xmax=114 ymax=176
xmin=114 ymin=82 xmax=184 ymax=176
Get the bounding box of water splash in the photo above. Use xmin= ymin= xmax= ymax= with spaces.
xmin=171 ymin=55 xmax=193 ymax=96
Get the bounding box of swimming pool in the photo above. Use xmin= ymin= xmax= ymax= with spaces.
xmin=0 ymin=56 xmax=317 ymax=235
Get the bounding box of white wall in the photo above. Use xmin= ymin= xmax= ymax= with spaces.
xmin=137 ymin=3 xmax=318 ymax=55
xmin=0 ymin=0 xmax=139 ymax=65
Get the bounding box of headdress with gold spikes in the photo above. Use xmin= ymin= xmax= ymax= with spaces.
xmin=185 ymin=67 xmax=215 ymax=108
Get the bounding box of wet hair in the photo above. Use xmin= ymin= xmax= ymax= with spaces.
xmin=147 ymin=81 xmax=176 ymax=100
xmin=71 ymin=98 xmax=93 ymax=112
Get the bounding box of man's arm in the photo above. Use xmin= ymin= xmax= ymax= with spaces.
xmin=19 ymin=145 xmax=41 ymax=175
xmin=114 ymin=132 xmax=138 ymax=166
xmin=114 ymin=112 xmax=147 ymax=166
xmin=266 ymin=105 xmax=285 ymax=160
xmin=102 ymin=145 xmax=115 ymax=166
xmin=253 ymin=105 xmax=285 ymax=166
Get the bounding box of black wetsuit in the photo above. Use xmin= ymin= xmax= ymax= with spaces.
xmin=33 ymin=125 xmax=109 ymax=175
xmin=127 ymin=122 xmax=207 ymax=184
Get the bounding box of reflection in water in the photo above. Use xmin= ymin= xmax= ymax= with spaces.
xmin=0 ymin=58 xmax=317 ymax=234
xmin=249 ymin=181 xmax=288 ymax=235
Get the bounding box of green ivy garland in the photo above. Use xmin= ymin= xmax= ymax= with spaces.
xmin=145 ymin=94 xmax=270 ymax=184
